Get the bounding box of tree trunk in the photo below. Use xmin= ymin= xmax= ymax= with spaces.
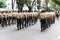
xmin=28 ymin=6 xmax=32 ymax=12
xmin=45 ymin=0 xmax=49 ymax=11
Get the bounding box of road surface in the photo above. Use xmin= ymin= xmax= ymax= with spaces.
xmin=0 ymin=17 xmax=60 ymax=40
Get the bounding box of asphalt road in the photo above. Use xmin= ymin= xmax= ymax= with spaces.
xmin=0 ymin=17 xmax=60 ymax=40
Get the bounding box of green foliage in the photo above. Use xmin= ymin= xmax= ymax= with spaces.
xmin=0 ymin=0 xmax=6 ymax=8
xmin=16 ymin=0 xmax=25 ymax=11
xmin=51 ymin=0 xmax=60 ymax=10
xmin=16 ymin=0 xmax=32 ymax=11
xmin=52 ymin=0 xmax=60 ymax=6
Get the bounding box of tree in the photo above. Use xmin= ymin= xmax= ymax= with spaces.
xmin=45 ymin=0 xmax=50 ymax=11
xmin=51 ymin=0 xmax=60 ymax=10
xmin=0 ymin=0 xmax=6 ymax=8
xmin=12 ymin=0 xmax=14 ymax=10
xmin=26 ymin=0 xmax=33 ymax=12
xmin=52 ymin=0 xmax=60 ymax=6
xmin=16 ymin=0 xmax=34 ymax=12
xmin=16 ymin=0 xmax=27 ymax=12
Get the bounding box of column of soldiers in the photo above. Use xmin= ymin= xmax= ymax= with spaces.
xmin=0 ymin=12 xmax=38 ymax=30
xmin=39 ymin=12 xmax=56 ymax=32
xmin=0 ymin=12 xmax=12 ymax=27
xmin=0 ymin=11 xmax=60 ymax=32
xmin=16 ymin=12 xmax=38 ymax=30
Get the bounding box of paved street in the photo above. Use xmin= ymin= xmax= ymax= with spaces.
xmin=0 ymin=17 xmax=60 ymax=40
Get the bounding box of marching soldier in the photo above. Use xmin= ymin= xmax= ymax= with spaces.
xmin=0 ymin=13 xmax=3 ymax=27
xmin=39 ymin=13 xmax=48 ymax=31
xmin=16 ymin=13 xmax=21 ymax=30
xmin=12 ymin=13 xmax=16 ymax=24
xmin=7 ymin=13 xmax=12 ymax=26
xmin=2 ymin=13 xmax=7 ymax=27
xmin=26 ymin=14 xmax=29 ymax=26
xmin=24 ymin=13 xmax=28 ymax=27
xmin=39 ymin=12 xmax=56 ymax=32
xmin=21 ymin=13 xmax=25 ymax=29
xmin=33 ymin=13 xmax=38 ymax=24
xmin=28 ymin=13 xmax=32 ymax=26
xmin=31 ymin=13 xmax=34 ymax=25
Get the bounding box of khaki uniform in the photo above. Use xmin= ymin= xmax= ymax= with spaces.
xmin=7 ymin=13 xmax=12 ymax=25
xmin=39 ymin=12 xmax=56 ymax=32
xmin=0 ymin=13 xmax=3 ymax=25
xmin=2 ymin=13 xmax=8 ymax=27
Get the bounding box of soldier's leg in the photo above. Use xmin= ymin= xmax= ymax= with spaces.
xmin=45 ymin=19 xmax=48 ymax=28
xmin=34 ymin=16 xmax=37 ymax=24
xmin=22 ymin=19 xmax=24 ymax=29
xmin=23 ymin=18 xmax=25 ymax=28
xmin=13 ymin=17 xmax=15 ymax=24
xmin=1 ymin=19 xmax=4 ymax=27
xmin=17 ymin=19 xmax=20 ymax=30
xmin=5 ymin=19 xmax=7 ymax=27
xmin=40 ymin=19 xmax=45 ymax=31
xmin=29 ymin=17 xmax=31 ymax=26
xmin=42 ymin=19 xmax=47 ymax=30
xmin=30 ymin=17 xmax=32 ymax=26
xmin=26 ymin=18 xmax=29 ymax=26
xmin=53 ymin=16 xmax=55 ymax=23
xmin=14 ymin=17 xmax=16 ymax=24
xmin=41 ymin=22 xmax=45 ymax=32
xmin=32 ymin=17 xmax=34 ymax=25
xmin=33 ymin=17 xmax=35 ymax=24
xmin=0 ymin=18 xmax=2 ymax=24
xmin=35 ymin=17 xmax=38 ymax=23
xmin=33 ymin=17 xmax=36 ymax=24
xmin=8 ymin=18 xmax=10 ymax=26
xmin=3 ymin=18 xmax=7 ymax=27
xmin=0 ymin=18 xmax=3 ymax=27
xmin=51 ymin=18 xmax=52 ymax=24
xmin=42 ymin=19 xmax=47 ymax=31
xmin=12 ymin=17 xmax=13 ymax=24
xmin=31 ymin=17 xmax=33 ymax=25
xmin=30 ymin=16 xmax=32 ymax=26
xmin=25 ymin=18 xmax=27 ymax=27
xmin=20 ymin=20 xmax=22 ymax=29
xmin=47 ymin=19 xmax=50 ymax=27
xmin=50 ymin=17 xmax=52 ymax=26
xmin=28 ymin=17 xmax=30 ymax=26
xmin=31 ymin=17 xmax=34 ymax=25
xmin=12 ymin=17 xmax=15 ymax=24
xmin=9 ymin=17 xmax=12 ymax=25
